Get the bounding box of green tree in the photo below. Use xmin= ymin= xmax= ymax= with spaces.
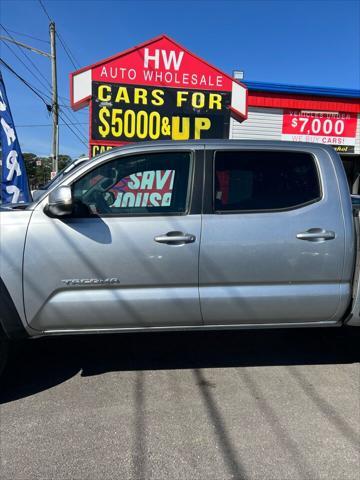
xmin=23 ymin=153 xmax=73 ymax=189
xmin=58 ymin=155 xmax=72 ymax=171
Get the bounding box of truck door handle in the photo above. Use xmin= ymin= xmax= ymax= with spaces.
xmin=154 ymin=231 xmax=196 ymax=245
xmin=296 ymin=228 xmax=335 ymax=242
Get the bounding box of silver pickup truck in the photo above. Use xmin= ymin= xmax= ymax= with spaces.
xmin=1 ymin=140 xmax=360 ymax=371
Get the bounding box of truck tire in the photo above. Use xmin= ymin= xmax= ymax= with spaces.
xmin=0 ymin=332 xmax=9 ymax=376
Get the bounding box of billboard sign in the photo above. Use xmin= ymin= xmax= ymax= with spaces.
xmin=70 ymin=35 xmax=247 ymax=156
xmin=282 ymin=109 xmax=358 ymax=153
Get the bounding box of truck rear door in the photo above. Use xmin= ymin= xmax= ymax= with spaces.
xmin=199 ymin=146 xmax=349 ymax=326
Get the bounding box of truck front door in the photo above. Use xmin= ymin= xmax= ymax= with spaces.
xmin=24 ymin=148 xmax=203 ymax=332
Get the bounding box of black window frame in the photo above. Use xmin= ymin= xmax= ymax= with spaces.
xmin=70 ymin=149 xmax=196 ymax=218
xmin=211 ymin=149 xmax=323 ymax=214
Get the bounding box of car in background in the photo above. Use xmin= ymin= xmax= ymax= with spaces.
xmin=32 ymin=156 xmax=89 ymax=201
xmin=351 ymin=194 xmax=360 ymax=209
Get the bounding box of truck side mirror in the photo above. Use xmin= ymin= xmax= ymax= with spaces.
xmin=45 ymin=186 xmax=73 ymax=217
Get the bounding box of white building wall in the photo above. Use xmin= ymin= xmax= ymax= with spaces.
xmin=231 ymin=107 xmax=283 ymax=141
xmin=231 ymin=108 xmax=360 ymax=155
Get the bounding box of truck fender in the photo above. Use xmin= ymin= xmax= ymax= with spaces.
xmin=0 ymin=278 xmax=28 ymax=340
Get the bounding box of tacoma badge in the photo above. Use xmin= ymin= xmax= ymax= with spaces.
xmin=61 ymin=278 xmax=121 ymax=286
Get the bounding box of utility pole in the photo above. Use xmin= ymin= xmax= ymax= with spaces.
xmin=0 ymin=27 xmax=59 ymax=174
xmin=49 ymin=22 xmax=58 ymax=175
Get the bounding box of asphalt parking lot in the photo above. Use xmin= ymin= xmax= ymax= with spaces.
xmin=0 ymin=327 xmax=359 ymax=480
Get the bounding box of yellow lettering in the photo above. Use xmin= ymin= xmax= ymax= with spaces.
xmin=115 ymin=86 xmax=130 ymax=103
xmin=98 ymin=106 xmax=110 ymax=138
xmin=172 ymin=117 xmax=190 ymax=140
xmin=92 ymin=145 xmax=113 ymax=157
xmin=194 ymin=117 xmax=211 ymax=139
xmin=124 ymin=110 xmax=136 ymax=138
xmin=176 ymin=91 xmax=188 ymax=107
xmin=148 ymin=111 xmax=161 ymax=139
xmin=209 ymin=93 xmax=222 ymax=110
xmin=151 ymin=89 xmax=164 ymax=106
xmin=98 ymin=85 xmax=111 ymax=102
xmin=192 ymin=92 xmax=205 ymax=109
xmin=136 ymin=110 xmax=148 ymax=139
xmin=134 ymin=88 xmax=148 ymax=105
xmin=111 ymin=109 xmax=123 ymax=137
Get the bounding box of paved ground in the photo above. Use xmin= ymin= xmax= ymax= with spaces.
xmin=0 ymin=327 xmax=359 ymax=480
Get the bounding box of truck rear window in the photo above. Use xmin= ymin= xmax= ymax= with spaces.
xmin=214 ymin=150 xmax=321 ymax=212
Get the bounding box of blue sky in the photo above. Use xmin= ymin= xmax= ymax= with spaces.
xmin=1 ymin=0 xmax=359 ymax=158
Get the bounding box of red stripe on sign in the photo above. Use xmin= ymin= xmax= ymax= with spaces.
xmin=248 ymin=92 xmax=360 ymax=113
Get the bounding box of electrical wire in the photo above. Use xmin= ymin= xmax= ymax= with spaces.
xmin=0 ymin=36 xmax=53 ymax=95
xmin=59 ymin=107 xmax=88 ymax=143
xmin=1 ymin=23 xmax=86 ymax=131
xmin=17 ymin=123 xmax=87 ymax=127
xmin=58 ymin=110 xmax=88 ymax=148
xmin=38 ymin=0 xmax=80 ymax=70
xmin=57 ymin=94 xmax=89 ymax=134
xmin=0 ymin=27 xmax=49 ymax=44
xmin=0 ymin=25 xmax=72 ymax=105
xmin=58 ymin=98 xmax=88 ymax=123
xmin=3 ymin=65 xmax=53 ymax=104
xmin=61 ymin=109 xmax=89 ymax=136
xmin=0 ymin=24 xmax=52 ymax=90
xmin=1 ymin=42 xmax=86 ymax=131
xmin=56 ymin=31 xmax=79 ymax=69
xmin=36 ymin=0 xmax=86 ymax=134
xmin=38 ymin=0 xmax=52 ymax=21
xmin=0 ymin=57 xmax=51 ymax=108
xmin=0 ymin=60 xmax=88 ymax=149
xmin=4 ymin=1 xmax=88 ymax=149
xmin=37 ymin=0 xmax=86 ymax=130
xmin=0 ymin=60 xmax=87 ymax=150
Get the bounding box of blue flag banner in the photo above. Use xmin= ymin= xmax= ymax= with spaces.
xmin=0 ymin=70 xmax=31 ymax=203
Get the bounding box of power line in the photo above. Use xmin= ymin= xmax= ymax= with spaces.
xmin=17 ymin=123 xmax=87 ymax=127
xmin=0 ymin=27 xmax=85 ymax=127
xmin=0 ymin=24 xmax=52 ymax=90
xmin=0 ymin=57 xmax=51 ymax=108
xmin=0 ymin=44 xmax=87 ymax=141
xmin=0 ymin=59 xmax=88 ymax=148
xmin=36 ymin=0 xmax=85 ymax=139
xmin=56 ymin=31 xmax=79 ymax=69
xmin=58 ymin=110 xmax=88 ymax=148
xmin=38 ymin=0 xmax=80 ymax=70
xmin=0 ymin=27 xmax=49 ymax=44
xmin=59 ymin=104 xmax=89 ymax=136
xmin=37 ymin=0 xmax=85 ymax=142
xmin=0 ymin=35 xmax=53 ymax=95
xmin=8 ymin=59 xmax=55 ymax=108
xmin=0 ymin=26 xmax=72 ymax=124
xmin=1 ymin=24 xmax=52 ymax=88
xmin=56 ymin=92 xmax=89 ymax=131
xmin=38 ymin=0 xmax=52 ymax=21
xmin=59 ymin=107 xmax=88 ymax=143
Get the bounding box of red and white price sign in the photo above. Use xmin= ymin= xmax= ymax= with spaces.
xmin=282 ymin=110 xmax=358 ymax=153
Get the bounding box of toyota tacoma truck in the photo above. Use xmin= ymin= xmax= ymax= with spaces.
xmin=1 ymin=140 xmax=360 ymax=372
